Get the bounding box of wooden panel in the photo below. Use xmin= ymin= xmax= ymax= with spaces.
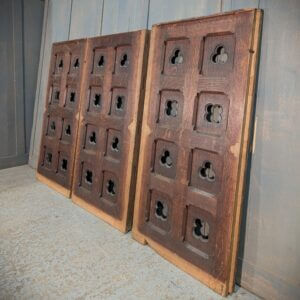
xmin=101 ymin=0 xmax=149 ymax=34
xmin=69 ymin=0 xmax=104 ymax=39
xmin=148 ymin=0 xmax=221 ymax=28
xmin=72 ymin=30 xmax=149 ymax=233
xmin=37 ymin=39 xmax=87 ymax=197
xmin=29 ymin=0 xmax=72 ymax=168
xmin=132 ymin=9 xmax=262 ymax=296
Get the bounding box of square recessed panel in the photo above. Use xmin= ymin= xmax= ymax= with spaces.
xmin=158 ymin=90 xmax=183 ymax=127
xmin=184 ymin=205 xmax=215 ymax=261
xmin=153 ymin=140 xmax=178 ymax=179
xmin=61 ymin=118 xmax=73 ymax=143
xmin=84 ymin=124 xmax=99 ymax=152
xmin=189 ymin=148 xmax=223 ymax=196
xmin=42 ymin=146 xmax=55 ymax=171
xmin=46 ymin=115 xmax=62 ymax=139
xmin=106 ymin=129 xmax=122 ymax=161
xmin=101 ymin=171 xmax=119 ymax=204
xmin=202 ymin=34 xmax=235 ymax=77
xmin=69 ymin=53 xmax=81 ymax=75
xmin=65 ymin=85 xmax=78 ymax=109
xmin=110 ymin=88 xmax=127 ymax=118
xmin=80 ymin=162 xmax=95 ymax=191
xmin=88 ymin=86 xmax=103 ymax=114
xmin=115 ymin=45 xmax=132 ymax=74
xmin=54 ymin=53 xmax=65 ymax=74
xmin=163 ymin=39 xmax=189 ymax=76
xmin=50 ymin=85 xmax=61 ymax=105
xmin=148 ymin=190 xmax=172 ymax=235
xmin=195 ymin=92 xmax=229 ymax=136
xmin=57 ymin=152 xmax=70 ymax=177
xmin=92 ymin=48 xmax=109 ymax=74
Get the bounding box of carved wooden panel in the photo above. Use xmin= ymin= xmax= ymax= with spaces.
xmin=37 ymin=39 xmax=87 ymax=197
xmin=72 ymin=30 xmax=149 ymax=233
xmin=133 ymin=9 xmax=262 ymax=296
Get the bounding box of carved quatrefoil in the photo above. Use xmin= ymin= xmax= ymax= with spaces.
xmin=193 ymin=218 xmax=209 ymax=241
xmin=205 ymin=104 xmax=223 ymax=124
xmin=160 ymin=150 xmax=173 ymax=168
xmin=199 ymin=161 xmax=215 ymax=182
xmin=155 ymin=201 xmax=168 ymax=221
xmin=211 ymin=45 xmax=228 ymax=64
xmin=165 ymin=100 xmax=178 ymax=117
xmin=170 ymin=49 xmax=183 ymax=65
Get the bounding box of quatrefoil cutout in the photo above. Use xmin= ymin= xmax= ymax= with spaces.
xmin=155 ymin=201 xmax=168 ymax=221
xmin=170 ymin=49 xmax=183 ymax=65
xmin=85 ymin=170 xmax=93 ymax=184
xmin=65 ymin=124 xmax=71 ymax=136
xmin=199 ymin=161 xmax=215 ymax=182
xmin=73 ymin=58 xmax=80 ymax=68
xmin=58 ymin=59 xmax=63 ymax=69
xmin=211 ymin=45 xmax=228 ymax=64
xmin=120 ymin=53 xmax=129 ymax=67
xmin=111 ymin=137 xmax=119 ymax=152
xmin=116 ymin=96 xmax=124 ymax=110
xmin=61 ymin=159 xmax=68 ymax=171
xmin=46 ymin=153 xmax=52 ymax=164
xmin=89 ymin=131 xmax=96 ymax=144
xmin=98 ymin=55 xmax=104 ymax=67
xmin=160 ymin=150 xmax=173 ymax=168
xmin=193 ymin=218 xmax=209 ymax=241
xmin=93 ymin=94 xmax=101 ymax=107
xmin=107 ymin=179 xmax=116 ymax=195
xmin=165 ymin=100 xmax=178 ymax=117
xmin=50 ymin=121 xmax=56 ymax=131
xmin=205 ymin=104 xmax=223 ymax=124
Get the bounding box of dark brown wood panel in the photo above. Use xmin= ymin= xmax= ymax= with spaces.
xmin=37 ymin=39 xmax=87 ymax=197
xmin=133 ymin=9 xmax=262 ymax=295
xmin=72 ymin=30 xmax=149 ymax=233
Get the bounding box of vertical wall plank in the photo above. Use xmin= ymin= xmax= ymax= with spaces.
xmin=0 ymin=0 xmax=17 ymax=158
xmin=23 ymin=0 xmax=44 ymax=153
xmin=222 ymin=0 xmax=259 ymax=12
xmin=69 ymin=0 xmax=104 ymax=39
xmin=29 ymin=0 xmax=72 ymax=168
xmin=101 ymin=0 xmax=149 ymax=34
xmin=236 ymin=1 xmax=300 ymax=299
xmin=147 ymin=0 xmax=221 ymax=28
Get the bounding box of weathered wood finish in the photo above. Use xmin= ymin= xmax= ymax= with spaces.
xmin=133 ymin=9 xmax=262 ymax=295
xmin=37 ymin=40 xmax=87 ymax=196
xmin=72 ymin=30 xmax=149 ymax=233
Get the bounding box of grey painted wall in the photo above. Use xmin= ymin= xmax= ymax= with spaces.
xmin=28 ymin=0 xmax=300 ymax=299
xmin=0 ymin=0 xmax=44 ymax=169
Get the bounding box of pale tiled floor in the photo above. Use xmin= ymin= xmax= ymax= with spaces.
xmin=0 ymin=165 xmax=259 ymax=299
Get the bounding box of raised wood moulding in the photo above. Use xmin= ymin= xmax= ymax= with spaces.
xmin=132 ymin=9 xmax=262 ymax=296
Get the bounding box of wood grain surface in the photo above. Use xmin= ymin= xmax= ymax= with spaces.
xmin=72 ymin=30 xmax=149 ymax=233
xmin=132 ymin=9 xmax=262 ymax=296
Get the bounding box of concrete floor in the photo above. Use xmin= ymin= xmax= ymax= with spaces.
xmin=0 ymin=165 xmax=258 ymax=300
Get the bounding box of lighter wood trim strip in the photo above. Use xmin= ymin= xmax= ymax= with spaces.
xmin=227 ymin=9 xmax=263 ymax=294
